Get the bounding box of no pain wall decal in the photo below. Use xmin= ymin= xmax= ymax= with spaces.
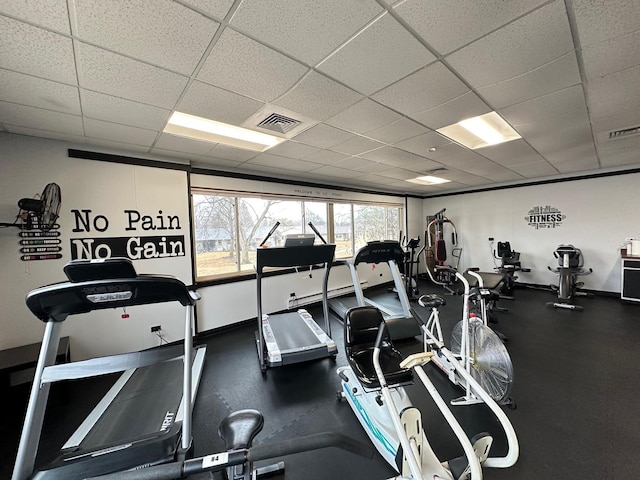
xmin=69 ymin=209 xmax=186 ymax=261
xmin=525 ymin=205 xmax=566 ymax=229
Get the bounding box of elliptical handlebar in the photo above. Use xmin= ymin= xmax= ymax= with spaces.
xmin=86 ymin=432 xmax=374 ymax=480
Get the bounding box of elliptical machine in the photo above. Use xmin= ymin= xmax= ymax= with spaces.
xmin=400 ymin=235 xmax=425 ymax=300
xmin=337 ymin=303 xmax=519 ymax=479
xmin=547 ymin=244 xmax=593 ymax=311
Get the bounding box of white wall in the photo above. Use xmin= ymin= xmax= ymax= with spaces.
xmin=422 ymin=173 xmax=640 ymax=293
xmin=1 ymin=133 xmax=425 ymax=357
xmin=0 ymin=133 xmax=192 ymax=358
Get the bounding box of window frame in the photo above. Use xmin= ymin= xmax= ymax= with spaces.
xmin=192 ymin=188 xmax=404 ymax=283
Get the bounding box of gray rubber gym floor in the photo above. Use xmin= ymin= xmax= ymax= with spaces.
xmin=3 ymin=282 xmax=640 ymax=479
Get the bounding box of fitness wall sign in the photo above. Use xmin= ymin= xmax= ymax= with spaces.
xmin=525 ymin=205 xmax=566 ymax=229
xmin=69 ymin=209 xmax=186 ymax=261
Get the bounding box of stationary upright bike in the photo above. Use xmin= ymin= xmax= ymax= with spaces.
xmin=337 ymin=304 xmax=519 ymax=479
xmin=547 ymin=244 xmax=593 ymax=311
xmin=418 ymin=268 xmax=515 ymax=407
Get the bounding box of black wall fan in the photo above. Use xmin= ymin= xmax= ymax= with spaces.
xmin=1 ymin=183 xmax=62 ymax=231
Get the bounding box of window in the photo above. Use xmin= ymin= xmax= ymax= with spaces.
xmin=193 ymin=191 xmax=402 ymax=281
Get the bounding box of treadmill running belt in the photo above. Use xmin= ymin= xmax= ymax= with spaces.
xmin=79 ymin=358 xmax=183 ymax=449
xmin=267 ymin=312 xmax=324 ymax=352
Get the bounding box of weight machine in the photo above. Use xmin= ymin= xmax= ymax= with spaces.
xmin=424 ymin=209 xmax=462 ymax=294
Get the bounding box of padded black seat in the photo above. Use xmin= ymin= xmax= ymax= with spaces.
xmin=419 ymin=293 xmax=446 ymax=309
xmin=218 ymin=409 xmax=264 ymax=450
xmin=345 ymin=306 xmax=413 ymax=389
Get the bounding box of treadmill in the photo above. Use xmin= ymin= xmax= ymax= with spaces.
xmin=255 ymin=233 xmax=337 ymax=372
xmin=12 ymin=258 xmax=206 ymax=480
xmin=329 ymin=241 xmax=421 ymax=340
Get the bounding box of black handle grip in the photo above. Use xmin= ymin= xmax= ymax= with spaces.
xmin=259 ymin=221 xmax=280 ymax=247
xmin=84 ymin=462 xmax=184 ymax=480
xmin=307 ymin=222 xmax=328 ymax=245
xmin=249 ymin=432 xmax=374 ymax=461
xmin=373 ymin=321 xmax=387 ymax=350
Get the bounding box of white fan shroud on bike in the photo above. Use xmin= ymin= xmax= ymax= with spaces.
xmin=450 ymin=317 xmax=514 ymax=403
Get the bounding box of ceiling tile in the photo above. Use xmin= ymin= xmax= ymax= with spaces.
xmin=359 ymin=146 xmax=427 ymax=167
xmin=325 ymin=99 xmax=402 ymax=135
xmin=372 ymin=62 xmax=469 ymax=115
xmin=76 ymin=43 xmax=188 ymax=109
xmin=192 ymin=157 xmax=243 ymax=170
xmin=477 ymin=53 xmax=581 ymax=110
xmin=581 ymin=30 xmax=640 ymax=81
xmin=74 ymin=0 xmax=220 ymax=75
xmin=317 ymin=13 xmax=435 ymax=95
xmin=82 ymin=137 xmax=150 ymax=153
xmin=178 ymin=81 xmax=265 ymax=126
xmin=181 ymin=0 xmax=235 ymax=20
xmin=394 ymin=131 xmax=451 ymax=156
xmin=368 ymin=117 xmax=428 ymax=145
xmin=377 ymin=168 xmax=418 ymax=181
xmin=4 ymin=125 xmax=84 ymax=144
xmin=0 ymin=101 xmax=83 ymax=135
xmin=411 ymin=91 xmax=491 ymax=129
xmin=230 ymin=0 xmax=383 ymax=65
xmin=273 ymin=71 xmax=363 ymax=121
xmin=310 ymin=165 xmax=365 ymax=178
xmin=301 ymin=149 xmax=349 ymax=166
xmin=545 ymin=144 xmax=599 ymax=173
xmin=151 ymin=148 xmax=197 ymax=161
xmin=393 ymin=0 xmax=547 ymax=55
xmin=587 ymin=66 xmax=640 ymax=115
xmin=572 ymin=0 xmax=640 ymax=47
xmin=290 ymin=123 xmax=354 ymax=149
xmin=510 ymin=160 xmax=559 ymax=178
xmin=84 ymin=118 xmax=158 ymax=147
xmin=0 ymin=69 xmax=80 ymax=115
xmin=198 ymin=29 xmax=308 ymax=102
xmin=153 ymin=133 xmax=215 ymax=155
xmin=0 ymin=0 xmax=70 ymax=33
xmin=446 ymin=1 xmax=574 ymax=88
xmin=80 ymin=90 xmax=171 ymax=130
xmin=246 ymin=153 xmax=322 ymax=172
xmin=0 ymin=16 xmax=76 ymax=84
xmin=330 ymin=135 xmax=385 ymax=155
xmin=500 ymin=85 xmax=587 ymax=127
xmin=339 ymin=157 xmax=399 ymax=173
xmin=266 ymin=141 xmax=320 ymax=159
xmin=480 ymin=139 xmax=547 ymax=167
xmin=205 ymin=144 xmax=258 ymax=163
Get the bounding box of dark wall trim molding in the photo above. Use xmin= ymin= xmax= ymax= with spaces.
xmin=423 ymin=167 xmax=640 ymax=199
xmin=68 ymin=149 xmax=191 ymax=172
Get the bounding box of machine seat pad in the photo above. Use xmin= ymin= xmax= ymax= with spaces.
xmin=349 ymin=347 xmax=413 ymax=389
xmin=218 ymin=409 xmax=264 ymax=450
xmin=419 ymin=294 xmax=446 ymax=309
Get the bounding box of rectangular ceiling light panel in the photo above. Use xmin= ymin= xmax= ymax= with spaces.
xmin=164 ymin=112 xmax=285 ymax=152
xmin=437 ymin=111 xmax=520 ymax=149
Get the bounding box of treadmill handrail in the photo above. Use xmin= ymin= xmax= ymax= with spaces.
xmin=256 ymin=244 xmax=336 ymax=272
xmin=26 ymin=275 xmax=196 ymax=322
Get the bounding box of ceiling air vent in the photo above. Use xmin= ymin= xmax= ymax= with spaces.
xmin=256 ymin=113 xmax=301 ymax=134
xmin=422 ymin=167 xmax=448 ymax=175
xmin=243 ymin=105 xmax=317 ymax=139
xmin=609 ymin=125 xmax=640 ymax=140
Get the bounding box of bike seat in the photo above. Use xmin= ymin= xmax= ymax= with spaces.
xmin=418 ymin=294 xmax=446 ymax=309
xmin=218 ymin=409 xmax=264 ymax=450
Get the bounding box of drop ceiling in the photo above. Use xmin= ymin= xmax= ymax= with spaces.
xmin=0 ymin=0 xmax=638 ymax=196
